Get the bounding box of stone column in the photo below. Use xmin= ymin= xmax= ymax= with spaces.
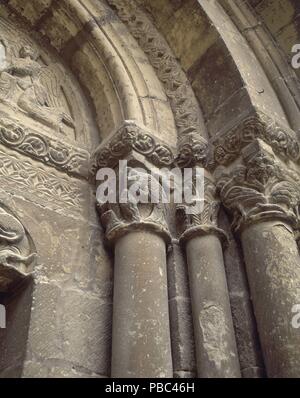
xmin=92 ymin=122 xmax=176 ymax=377
xmin=167 ymin=239 xmax=196 ymax=378
xmin=177 ymin=174 xmax=241 ymax=378
xmin=112 ymin=229 xmax=172 ymax=377
xmin=98 ymin=189 xmax=173 ymax=378
xmin=217 ymin=139 xmax=300 ymax=378
xmin=176 ymin=134 xmax=241 ymax=377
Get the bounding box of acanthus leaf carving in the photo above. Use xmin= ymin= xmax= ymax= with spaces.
xmin=216 ymin=139 xmax=300 ymax=232
xmin=177 ymin=174 xmax=227 ymax=245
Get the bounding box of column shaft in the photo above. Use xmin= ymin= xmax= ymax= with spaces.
xmin=241 ymin=220 xmax=300 ymax=377
xmin=111 ymin=230 xmax=173 ymax=378
xmin=185 ymin=234 xmax=241 ymax=377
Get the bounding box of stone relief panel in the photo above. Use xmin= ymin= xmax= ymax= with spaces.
xmin=0 ymin=147 xmax=88 ymax=220
xmin=0 ymin=201 xmax=36 ymax=293
xmin=0 ymin=16 xmax=99 ymax=178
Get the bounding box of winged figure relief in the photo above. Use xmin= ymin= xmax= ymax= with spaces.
xmin=0 ymin=43 xmax=74 ymax=135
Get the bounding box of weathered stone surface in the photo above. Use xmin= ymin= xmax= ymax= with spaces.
xmin=0 ymin=0 xmax=299 ymax=380
xmin=167 ymin=240 xmax=196 ymax=377
xmin=112 ymin=230 xmax=173 ymax=378
xmin=186 ymin=235 xmax=241 ymax=378
xmin=219 ymin=209 xmax=265 ymax=378
xmin=242 ymin=221 xmax=300 ymax=377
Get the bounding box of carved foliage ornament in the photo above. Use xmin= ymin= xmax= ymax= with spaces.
xmin=216 ymin=139 xmax=300 ymax=232
xmin=0 ymin=149 xmax=84 ymax=217
xmin=213 ymin=113 xmax=300 ymax=166
xmin=90 ymin=121 xmax=174 ymax=174
xmin=107 ymin=0 xmax=206 ymax=140
xmin=177 ymin=176 xmax=227 ymax=245
xmin=0 ymin=117 xmax=89 ymax=178
xmin=0 ymin=202 xmax=36 ymax=292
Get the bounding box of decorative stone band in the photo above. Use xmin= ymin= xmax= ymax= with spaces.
xmin=212 ymin=112 xmax=300 ymax=167
xmin=101 ymin=219 xmax=171 ymax=247
xmin=107 ymin=0 xmax=207 ymax=141
xmin=0 ymin=117 xmax=90 ymax=179
xmin=179 ymin=224 xmax=228 ymax=247
xmin=216 ymin=139 xmax=300 ymax=232
xmin=90 ymin=121 xmax=174 ymax=174
xmin=177 ymin=175 xmax=228 ymax=247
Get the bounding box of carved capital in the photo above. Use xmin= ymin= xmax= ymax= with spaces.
xmin=96 ymin=164 xmax=171 ymax=245
xmin=0 ymin=202 xmax=36 ymax=292
xmin=216 ymin=139 xmax=300 ymax=232
xmin=212 ymin=112 xmax=300 ymax=167
xmin=177 ymin=173 xmax=227 ymax=245
xmin=175 ymin=133 xmax=209 ymax=168
xmin=90 ymin=121 xmax=174 ymax=175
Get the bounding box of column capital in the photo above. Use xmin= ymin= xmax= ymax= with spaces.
xmin=90 ymin=121 xmax=175 ymax=175
xmin=177 ymin=173 xmax=227 ymax=246
xmin=97 ymin=164 xmax=171 ymax=246
xmin=216 ymin=139 xmax=300 ymax=232
xmin=175 ymin=132 xmax=209 ymax=168
xmin=212 ymin=111 xmax=300 ymax=167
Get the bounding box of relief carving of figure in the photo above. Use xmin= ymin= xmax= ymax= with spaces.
xmin=0 ymin=202 xmax=36 ymax=291
xmin=0 ymin=45 xmax=74 ymax=134
xmin=98 ymin=166 xmax=169 ymax=241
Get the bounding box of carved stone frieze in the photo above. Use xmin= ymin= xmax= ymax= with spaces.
xmin=213 ymin=112 xmax=300 ymax=167
xmin=0 ymin=148 xmax=85 ymax=218
xmin=90 ymin=121 xmax=174 ymax=174
xmin=0 ymin=117 xmax=89 ymax=178
xmin=0 ymin=202 xmax=36 ymax=292
xmin=216 ymin=139 xmax=300 ymax=232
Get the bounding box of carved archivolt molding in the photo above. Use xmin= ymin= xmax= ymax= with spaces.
xmin=90 ymin=121 xmax=174 ymax=174
xmin=107 ymin=0 xmax=207 ymax=142
xmin=0 ymin=202 xmax=36 ymax=292
xmin=0 ymin=117 xmax=89 ymax=178
xmin=216 ymin=139 xmax=300 ymax=232
xmin=213 ymin=112 xmax=300 ymax=167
